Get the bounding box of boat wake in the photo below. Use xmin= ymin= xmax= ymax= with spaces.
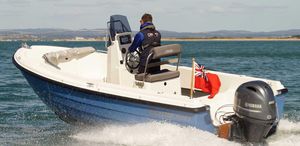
xmin=71 ymin=119 xmax=300 ymax=146
xmin=71 ymin=122 xmax=237 ymax=146
xmin=267 ymin=119 xmax=300 ymax=146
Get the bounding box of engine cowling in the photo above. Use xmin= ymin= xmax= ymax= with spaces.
xmin=233 ymin=80 xmax=277 ymax=143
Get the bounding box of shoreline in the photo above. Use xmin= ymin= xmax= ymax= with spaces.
xmin=161 ymin=37 xmax=300 ymax=41
xmin=1 ymin=38 xmax=300 ymax=42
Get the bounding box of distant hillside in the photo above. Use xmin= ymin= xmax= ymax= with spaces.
xmin=1 ymin=28 xmax=300 ymax=40
xmin=0 ymin=28 xmax=107 ymax=40
xmin=160 ymin=29 xmax=300 ymax=38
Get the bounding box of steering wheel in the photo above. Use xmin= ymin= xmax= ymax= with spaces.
xmin=125 ymin=48 xmax=142 ymax=72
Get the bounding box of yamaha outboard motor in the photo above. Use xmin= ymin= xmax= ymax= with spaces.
xmin=232 ymin=81 xmax=277 ymax=143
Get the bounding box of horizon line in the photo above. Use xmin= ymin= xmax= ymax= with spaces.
xmin=1 ymin=28 xmax=300 ymax=33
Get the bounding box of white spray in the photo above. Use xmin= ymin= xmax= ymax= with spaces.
xmin=71 ymin=119 xmax=300 ymax=146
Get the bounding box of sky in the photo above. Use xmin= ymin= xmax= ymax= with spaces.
xmin=0 ymin=0 xmax=299 ymax=32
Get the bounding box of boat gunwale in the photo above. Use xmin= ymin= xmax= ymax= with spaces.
xmin=12 ymin=53 xmax=210 ymax=113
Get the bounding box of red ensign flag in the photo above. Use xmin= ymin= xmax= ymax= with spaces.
xmin=194 ymin=62 xmax=221 ymax=99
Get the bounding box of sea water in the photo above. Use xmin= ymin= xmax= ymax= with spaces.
xmin=1 ymin=41 xmax=300 ymax=145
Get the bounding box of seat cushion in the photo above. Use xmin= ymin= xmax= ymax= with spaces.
xmin=151 ymin=44 xmax=181 ymax=59
xmin=135 ymin=69 xmax=180 ymax=82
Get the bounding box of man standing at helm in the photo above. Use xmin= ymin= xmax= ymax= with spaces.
xmin=128 ymin=13 xmax=161 ymax=74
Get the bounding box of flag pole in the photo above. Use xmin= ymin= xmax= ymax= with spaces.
xmin=190 ymin=58 xmax=195 ymax=98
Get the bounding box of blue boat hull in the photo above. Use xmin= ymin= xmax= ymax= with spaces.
xmin=16 ymin=63 xmax=216 ymax=133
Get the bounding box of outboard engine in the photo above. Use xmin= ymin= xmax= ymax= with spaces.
xmin=232 ymin=81 xmax=277 ymax=143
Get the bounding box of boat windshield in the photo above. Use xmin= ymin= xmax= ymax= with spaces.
xmin=107 ymin=15 xmax=131 ymax=44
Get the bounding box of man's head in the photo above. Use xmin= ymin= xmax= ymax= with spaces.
xmin=140 ymin=13 xmax=152 ymax=24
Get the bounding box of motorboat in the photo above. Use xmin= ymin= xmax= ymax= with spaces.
xmin=13 ymin=15 xmax=288 ymax=143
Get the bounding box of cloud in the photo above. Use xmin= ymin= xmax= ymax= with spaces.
xmin=228 ymin=2 xmax=288 ymax=12
xmin=209 ymin=6 xmax=226 ymax=13
xmin=0 ymin=0 xmax=298 ymax=31
xmin=0 ymin=0 xmax=32 ymax=6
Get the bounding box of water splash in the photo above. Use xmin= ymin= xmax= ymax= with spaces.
xmin=71 ymin=121 xmax=238 ymax=146
xmin=267 ymin=120 xmax=300 ymax=146
xmin=72 ymin=120 xmax=300 ymax=146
